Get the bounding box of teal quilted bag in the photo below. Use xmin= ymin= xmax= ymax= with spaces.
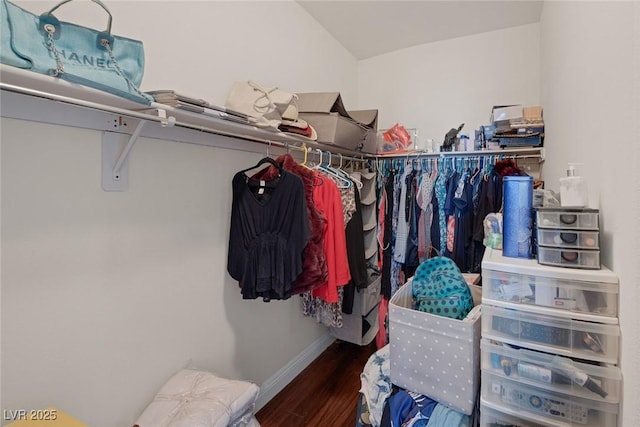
xmin=411 ymin=256 xmax=474 ymax=320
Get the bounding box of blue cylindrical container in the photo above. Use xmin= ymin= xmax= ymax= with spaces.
xmin=502 ymin=175 xmax=534 ymax=258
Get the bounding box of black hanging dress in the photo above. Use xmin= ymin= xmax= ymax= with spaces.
xmin=227 ymin=169 xmax=309 ymax=301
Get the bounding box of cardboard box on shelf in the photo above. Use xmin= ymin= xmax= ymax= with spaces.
xmin=509 ymin=105 xmax=544 ymax=137
xmin=523 ymin=105 xmax=543 ymax=120
xmin=297 ymin=92 xmax=378 ymax=154
xmin=490 ymin=104 xmax=523 ymax=123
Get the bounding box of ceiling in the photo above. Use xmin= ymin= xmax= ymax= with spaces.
xmin=297 ymin=1 xmax=544 ymax=60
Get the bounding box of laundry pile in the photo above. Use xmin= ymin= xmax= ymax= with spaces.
xmin=356 ymin=345 xmax=477 ymax=427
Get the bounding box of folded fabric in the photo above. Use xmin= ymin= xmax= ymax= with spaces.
xmin=425 ymin=404 xmax=470 ymax=427
xmin=229 ymin=408 xmax=261 ymax=427
xmin=278 ymin=123 xmax=317 ymax=140
xmin=359 ymin=344 xmax=392 ymax=427
xmin=135 ymin=369 xmax=260 ymax=427
xmin=380 ymin=389 xmax=471 ymax=427
xmin=386 ymin=389 xmax=438 ymax=427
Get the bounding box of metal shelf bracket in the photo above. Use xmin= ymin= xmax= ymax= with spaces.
xmin=101 ymin=109 xmax=176 ymax=191
xmin=102 ymin=120 xmax=146 ymax=191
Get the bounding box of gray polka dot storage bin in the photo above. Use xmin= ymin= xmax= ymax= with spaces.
xmin=389 ymin=278 xmax=481 ymax=415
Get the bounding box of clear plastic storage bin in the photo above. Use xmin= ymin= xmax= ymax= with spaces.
xmin=482 ymin=304 xmax=619 ymax=364
xmin=481 ymin=371 xmax=619 ymax=427
xmin=536 ymin=208 xmax=599 ymax=230
xmin=536 ymin=229 xmax=600 ymax=250
xmin=537 ymin=247 xmax=600 ymax=270
xmin=482 ymin=268 xmax=618 ymax=320
xmin=480 ymin=401 xmax=547 ymax=427
xmin=481 ymin=339 xmax=621 ymax=404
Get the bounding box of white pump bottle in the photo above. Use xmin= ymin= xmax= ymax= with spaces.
xmin=560 ymin=163 xmax=588 ymax=207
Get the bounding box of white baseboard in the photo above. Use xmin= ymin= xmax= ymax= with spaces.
xmin=254 ymin=332 xmax=335 ymax=411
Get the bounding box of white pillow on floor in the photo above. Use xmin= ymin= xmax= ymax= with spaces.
xmin=135 ymin=369 xmax=260 ymax=427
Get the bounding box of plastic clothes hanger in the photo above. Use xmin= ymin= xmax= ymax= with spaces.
xmin=469 ymin=158 xmax=481 ymax=183
xmin=299 ymin=145 xmax=323 ymax=186
xmin=239 ymin=156 xmax=282 ymax=175
xmin=300 ymin=144 xmax=313 ymax=170
xmin=313 ymin=149 xmax=352 ymax=188
xmin=324 ymin=151 xmax=349 ymax=178
xmin=239 ymin=156 xmax=283 ymax=190
xmin=341 ymin=154 xmax=363 ymax=190
xmin=376 ymin=159 xmax=385 ymax=177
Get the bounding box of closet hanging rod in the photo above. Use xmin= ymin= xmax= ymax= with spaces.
xmin=229 ymin=139 xmax=370 ymax=165
xmin=377 ymin=154 xmax=542 ymax=160
xmin=303 ymin=146 xmax=369 ymax=164
xmin=0 ymin=80 xmax=289 ymax=145
xmin=379 ymin=154 xmax=544 ymax=161
xmin=0 ymin=82 xmax=374 ymax=160
xmin=0 ymin=82 xmax=173 ymax=127
xmin=338 ymin=154 xmax=370 ymax=163
xmin=376 ymin=147 xmax=544 ymax=160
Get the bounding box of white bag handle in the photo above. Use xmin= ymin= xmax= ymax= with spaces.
xmin=248 ymin=80 xmax=277 ymax=114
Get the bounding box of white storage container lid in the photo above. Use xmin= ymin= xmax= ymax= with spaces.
xmin=482 ymin=248 xmax=618 ymax=284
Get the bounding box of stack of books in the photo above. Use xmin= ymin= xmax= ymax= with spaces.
xmin=509 ymin=106 xmax=545 ymax=136
xmin=491 ymin=105 xmax=545 ymax=148
xmin=146 ymin=90 xmax=254 ymax=125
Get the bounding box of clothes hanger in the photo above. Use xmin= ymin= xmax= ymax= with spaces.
xmin=239 ymin=156 xmax=282 ymax=175
xmin=469 ymin=158 xmax=481 ymax=183
xmin=324 ymin=151 xmax=345 ymax=176
xmin=377 ymin=159 xmax=386 ymax=177
xmin=299 ymin=144 xmax=314 ymax=170
xmin=239 ymin=142 xmax=283 ymax=188
xmin=419 ymin=158 xmax=427 ymax=174
xmin=341 ymin=154 xmax=363 ymax=190
xmin=482 ymin=155 xmax=495 ymax=181
xmin=311 ymin=148 xmax=323 ymax=169
xmin=366 ymin=158 xmax=375 ymax=173
xmin=242 ymin=159 xmax=282 ymax=190
xmin=313 ymin=149 xmax=352 ymax=188
xmin=298 ymin=145 xmax=324 ymax=186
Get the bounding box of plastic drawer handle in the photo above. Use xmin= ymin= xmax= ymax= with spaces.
xmin=559 ymin=214 xmax=578 ymax=225
xmin=561 ymin=251 xmax=579 ymax=262
xmin=560 ymin=232 xmax=578 ymax=243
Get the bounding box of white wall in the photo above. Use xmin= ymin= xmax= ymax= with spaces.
xmin=16 ymin=0 xmax=359 ymax=102
xmin=4 ymin=1 xmax=638 ymax=425
xmin=540 ymin=2 xmax=640 ymax=426
xmin=357 ymin=24 xmax=540 ymax=144
xmin=1 ymin=1 xmax=357 ymax=426
xmin=357 ymin=10 xmax=640 ymax=425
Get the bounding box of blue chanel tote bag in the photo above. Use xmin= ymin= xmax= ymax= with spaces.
xmin=1 ymin=0 xmax=152 ymax=104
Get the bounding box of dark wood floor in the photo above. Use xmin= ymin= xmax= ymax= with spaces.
xmin=256 ymin=340 xmax=378 ymax=427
